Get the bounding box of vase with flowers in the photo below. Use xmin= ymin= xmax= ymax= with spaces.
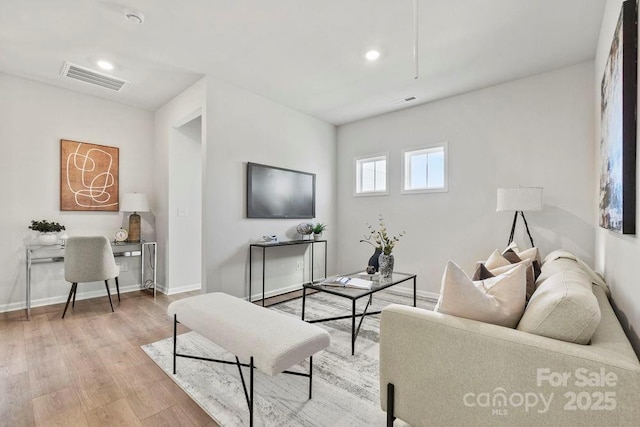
xmin=360 ymin=215 xmax=405 ymax=278
xmin=29 ymin=219 xmax=66 ymax=246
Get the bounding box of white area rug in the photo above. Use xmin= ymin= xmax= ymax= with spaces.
xmin=143 ymin=291 xmax=427 ymax=426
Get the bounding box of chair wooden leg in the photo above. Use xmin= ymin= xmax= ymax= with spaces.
xmin=105 ymin=280 xmax=114 ymax=312
xmin=115 ymin=276 xmax=120 ymax=301
xmin=62 ymin=283 xmax=77 ymax=319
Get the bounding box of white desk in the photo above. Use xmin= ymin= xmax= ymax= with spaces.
xmin=25 ymin=240 xmax=157 ymax=319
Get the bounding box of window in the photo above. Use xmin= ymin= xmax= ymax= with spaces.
xmin=402 ymin=143 xmax=448 ymax=194
xmin=354 ymin=153 xmax=388 ymax=195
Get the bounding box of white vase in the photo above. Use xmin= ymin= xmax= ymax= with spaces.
xmin=38 ymin=233 xmax=58 ymax=246
xmin=313 ymin=233 xmax=323 ymax=241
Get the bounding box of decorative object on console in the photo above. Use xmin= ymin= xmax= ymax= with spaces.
xmin=296 ymin=222 xmax=314 ymax=238
xmin=599 ymin=0 xmax=637 ymax=235
xmin=60 ymin=139 xmax=119 ymax=211
xmin=114 ymin=228 xmax=128 ymax=242
xmin=29 ymin=219 xmax=66 ymax=246
xmin=312 ymin=222 xmax=327 ymax=240
xmin=120 ymin=193 xmax=150 ymax=243
xmin=367 ymin=248 xmax=382 ymax=272
xmin=360 ymin=215 xmax=405 ymax=278
xmin=496 ymin=187 xmax=542 ymax=247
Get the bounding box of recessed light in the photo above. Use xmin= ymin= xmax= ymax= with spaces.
xmin=365 ymin=50 xmax=381 ymax=61
xmin=97 ymin=60 xmax=114 ymax=71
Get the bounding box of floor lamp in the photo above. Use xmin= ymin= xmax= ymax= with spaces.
xmin=121 ymin=193 xmax=150 ymax=242
xmin=497 ymin=187 xmax=543 ymax=247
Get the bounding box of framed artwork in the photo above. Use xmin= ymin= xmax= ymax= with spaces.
xmin=60 ymin=139 xmax=119 ymax=211
xmin=599 ymin=0 xmax=637 ymax=234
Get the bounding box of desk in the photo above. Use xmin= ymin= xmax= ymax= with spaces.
xmin=249 ymin=239 xmax=327 ymax=306
xmin=25 ymin=241 xmax=157 ymax=319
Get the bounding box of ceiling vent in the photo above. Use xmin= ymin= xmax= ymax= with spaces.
xmin=60 ymin=62 xmax=128 ymax=92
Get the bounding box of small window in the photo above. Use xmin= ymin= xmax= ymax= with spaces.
xmin=354 ymin=153 xmax=388 ymax=196
xmin=402 ymin=143 xmax=448 ymax=194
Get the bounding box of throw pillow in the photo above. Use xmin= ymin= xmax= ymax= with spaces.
xmin=517 ymin=270 xmax=600 ymax=344
xmin=502 ymin=248 xmax=522 ymax=264
xmin=516 ymin=247 xmax=542 ymax=279
xmin=471 ymin=262 xmax=495 ymax=280
xmin=489 ymin=259 xmax=535 ymax=300
xmin=435 ymin=260 xmax=527 ymax=328
xmin=484 ymin=249 xmax=512 ymax=270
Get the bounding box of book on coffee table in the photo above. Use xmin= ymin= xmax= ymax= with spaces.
xmin=321 ymin=276 xmax=373 ymax=290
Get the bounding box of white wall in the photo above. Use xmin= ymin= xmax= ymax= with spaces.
xmin=0 ymin=73 xmax=155 ymax=312
xmin=203 ymin=77 xmax=336 ymax=299
xmin=594 ymin=0 xmax=640 ymax=355
xmin=153 ymin=78 xmax=206 ymax=294
xmin=169 ymin=116 xmax=202 ymax=291
xmin=337 ymin=62 xmax=595 ymax=299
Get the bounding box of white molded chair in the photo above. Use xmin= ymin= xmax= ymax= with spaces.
xmin=62 ymin=236 xmax=120 ymax=318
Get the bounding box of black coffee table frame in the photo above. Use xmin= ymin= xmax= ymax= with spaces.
xmin=301 ymin=272 xmax=417 ymax=355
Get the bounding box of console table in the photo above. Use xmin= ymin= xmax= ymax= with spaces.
xmin=25 ymin=240 xmax=157 ymax=319
xmin=249 ymin=239 xmax=327 ymax=306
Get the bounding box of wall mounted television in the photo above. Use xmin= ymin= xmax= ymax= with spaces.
xmin=246 ymin=162 xmax=316 ymax=219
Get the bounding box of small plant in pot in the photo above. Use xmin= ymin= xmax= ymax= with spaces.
xmin=312 ymin=223 xmax=327 ymax=240
xmin=29 ymin=220 xmax=66 ymax=246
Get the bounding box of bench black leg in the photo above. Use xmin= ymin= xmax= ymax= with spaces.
xmin=387 ymin=382 xmax=396 ymax=427
xmin=250 ymin=356 xmax=254 ymax=427
xmin=173 ymin=315 xmax=177 ymax=375
xmin=309 ymin=356 xmax=313 ymax=399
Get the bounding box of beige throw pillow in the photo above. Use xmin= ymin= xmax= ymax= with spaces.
xmin=435 ymin=260 xmax=527 ymax=328
xmin=485 ymin=249 xmax=512 ymax=270
xmin=517 ymin=270 xmax=600 ymax=344
xmin=490 ymin=259 xmax=535 ymax=301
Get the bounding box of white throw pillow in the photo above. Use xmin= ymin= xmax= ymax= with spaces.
xmin=484 ymin=249 xmax=512 ymax=270
xmin=435 ymin=260 xmax=527 ymax=328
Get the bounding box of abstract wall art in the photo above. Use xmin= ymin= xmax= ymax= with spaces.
xmin=599 ymin=0 xmax=637 ymax=234
xmin=60 ymin=139 xmax=119 ymax=211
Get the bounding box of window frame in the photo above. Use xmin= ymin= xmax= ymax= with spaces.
xmin=353 ymin=152 xmax=389 ymax=197
xmin=401 ymin=142 xmax=448 ymax=194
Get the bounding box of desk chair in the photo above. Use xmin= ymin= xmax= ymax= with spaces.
xmin=62 ymin=236 xmax=120 ymax=318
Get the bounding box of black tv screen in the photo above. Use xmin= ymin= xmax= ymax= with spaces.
xmin=247 ymin=162 xmax=316 ymax=219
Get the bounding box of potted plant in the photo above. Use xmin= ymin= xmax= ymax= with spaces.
xmin=29 ymin=220 xmax=66 ymax=246
xmin=360 ymin=215 xmax=405 ymax=278
xmin=312 ymin=223 xmax=327 ymax=240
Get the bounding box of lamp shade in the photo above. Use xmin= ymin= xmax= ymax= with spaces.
xmin=496 ymin=187 xmax=543 ymax=212
xmin=120 ymin=193 xmax=150 ymax=213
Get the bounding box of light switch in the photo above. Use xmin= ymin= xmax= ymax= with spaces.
xmin=177 ymin=207 xmax=189 ymax=217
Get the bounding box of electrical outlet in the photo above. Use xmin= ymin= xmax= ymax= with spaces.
xmin=296 ymin=261 xmax=304 ymax=271
xmin=120 ymin=262 xmax=128 ymax=272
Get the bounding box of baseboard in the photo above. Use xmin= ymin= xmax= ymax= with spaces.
xmin=162 ymin=283 xmax=202 ymax=296
xmin=385 ymin=286 xmax=440 ymax=303
xmin=249 ymin=283 xmax=302 ymax=301
xmin=0 ymin=284 xmax=144 ymax=314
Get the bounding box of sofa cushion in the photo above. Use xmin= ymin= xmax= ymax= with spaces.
xmin=484 ymin=249 xmax=512 ymax=270
xmin=435 ymin=260 xmax=526 ymax=328
xmin=517 ymin=270 xmax=601 ymax=344
xmin=471 ymin=262 xmax=494 ymax=280
xmin=502 ymin=248 xmax=522 ymax=264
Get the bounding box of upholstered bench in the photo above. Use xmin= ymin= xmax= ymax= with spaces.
xmin=167 ymin=292 xmax=330 ymax=426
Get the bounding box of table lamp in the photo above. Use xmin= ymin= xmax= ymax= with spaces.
xmin=496 ymin=187 xmax=543 ymax=247
xmin=121 ymin=193 xmax=150 ymax=242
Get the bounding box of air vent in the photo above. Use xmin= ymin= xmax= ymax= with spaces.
xmin=60 ymin=62 xmax=128 ymax=92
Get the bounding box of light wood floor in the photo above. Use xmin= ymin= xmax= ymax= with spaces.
xmin=0 ymin=289 xmax=219 ymax=426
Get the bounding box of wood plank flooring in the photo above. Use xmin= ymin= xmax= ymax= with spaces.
xmin=0 ymin=290 xmax=218 ymax=426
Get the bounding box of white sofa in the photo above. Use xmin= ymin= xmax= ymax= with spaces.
xmin=379 ymin=252 xmax=640 ymax=426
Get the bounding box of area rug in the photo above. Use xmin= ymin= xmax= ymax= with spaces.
xmin=142 ymin=291 xmax=429 ymax=426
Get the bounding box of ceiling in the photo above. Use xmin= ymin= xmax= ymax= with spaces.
xmin=0 ymin=0 xmax=606 ymax=125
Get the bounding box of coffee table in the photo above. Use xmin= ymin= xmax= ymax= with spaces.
xmin=301 ymin=271 xmax=417 ymax=355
